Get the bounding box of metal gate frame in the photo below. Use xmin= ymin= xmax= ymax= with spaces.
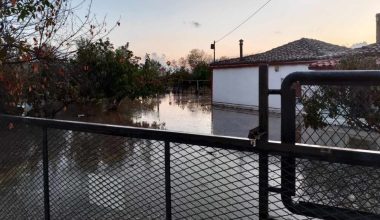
xmin=254 ymin=68 xmax=380 ymax=219
xmin=1 ymin=68 xmax=380 ymax=219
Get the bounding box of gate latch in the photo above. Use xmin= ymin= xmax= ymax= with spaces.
xmin=248 ymin=127 xmax=266 ymax=147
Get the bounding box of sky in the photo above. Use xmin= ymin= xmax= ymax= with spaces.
xmin=87 ymin=0 xmax=380 ymax=62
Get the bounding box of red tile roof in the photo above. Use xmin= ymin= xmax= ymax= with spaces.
xmin=308 ymin=59 xmax=339 ymax=70
xmin=211 ymin=38 xmax=350 ymax=68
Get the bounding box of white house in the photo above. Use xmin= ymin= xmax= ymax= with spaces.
xmin=210 ymin=38 xmax=350 ymax=111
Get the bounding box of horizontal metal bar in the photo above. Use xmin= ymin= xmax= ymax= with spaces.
xmin=0 ymin=114 xmax=255 ymax=152
xmin=258 ymin=141 xmax=380 ymax=168
xmin=279 ymin=70 xmax=380 ymax=219
xmin=268 ymin=89 xmax=281 ymax=95
xmin=296 ymin=201 xmax=380 ymax=220
xmin=279 ymin=71 xmax=380 ymax=168
xmin=3 ymin=114 xmax=380 ymax=168
xmin=282 ymin=71 xmax=380 ymax=89
xmin=268 ymin=187 xmax=282 ymax=193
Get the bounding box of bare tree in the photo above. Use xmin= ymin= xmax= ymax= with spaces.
xmin=0 ymin=0 xmax=120 ymax=117
xmin=186 ymin=49 xmax=212 ymax=70
xmin=1 ymin=0 xmax=119 ymax=64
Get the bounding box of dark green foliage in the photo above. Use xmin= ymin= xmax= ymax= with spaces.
xmin=302 ymin=55 xmax=380 ymax=132
xmin=1 ymin=0 xmax=54 ymax=21
xmin=73 ymin=39 xmax=165 ymax=110
xmin=192 ymin=62 xmax=211 ymax=80
xmin=1 ymin=0 xmax=212 ymax=117
xmin=133 ymin=55 xmax=165 ymax=98
xmin=338 ymin=56 xmax=379 ymax=70
xmin=74 ymin=39 xmax=135 ymax=101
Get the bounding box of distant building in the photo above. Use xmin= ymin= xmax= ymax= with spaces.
xmin=211 ymin=13 xmax=380 ymax=112
xmin=210 ymin=38 xmax=349 ymax=111
xmin=304 ymin=14 xmax=380 ymax=150
xmin=309 ymin=43 xmax=380 ymax=70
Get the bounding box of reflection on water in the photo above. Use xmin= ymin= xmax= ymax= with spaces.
xmin=134 ymin=93 xmax=212 ymax=134
xmin=2 ymin=117 xmax=376 ymax=219
xmin=298 ymin=159 xmax=380 ymax=215
xmin=57 ymin=92 xmax=281 ymax=139
xmin=0 ymin=93 xmax=288 ymax=219
xmin=0 ymin=124 xmax=263 ymax=219
xmin=212 ymin=107 xmax=281 ymax=140
xmin=2 ymin=92 xmax=380 ymax=219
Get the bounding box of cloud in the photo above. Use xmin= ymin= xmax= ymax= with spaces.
xmin=183 ymin=20 xmax=201 ymax=28
xmin=191 ymin=21 xmax=201 ymax=28
xmin=274 ymin=30 xmax=282 ymax=35
xmin=350 ymin=41 xmax=368 ymax=49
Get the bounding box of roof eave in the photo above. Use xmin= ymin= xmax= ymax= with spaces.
xmin=211 ymin=60 xmax=317 ymax=70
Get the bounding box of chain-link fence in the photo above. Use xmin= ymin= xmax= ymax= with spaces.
xmin=275 ymin=71 xmax=380 ymax=220
xmin=47 ymin=130 xmax=166 ymax=219
xmin=0 ymin=122 xmax=43 ymax=220
xmin=0 ymin=71 xmax=379 ymax=220
xmin=0 ymin=117 xmax=264 ymax=220
xmin=170 ymin=143 xmax=259 ymax=219
xmin=296 ymin=85 xmax=380 ymax=150
xmin=0 ymin=115 xmax=379 ymax=219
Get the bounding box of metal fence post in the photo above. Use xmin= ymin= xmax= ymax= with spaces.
xmin=258 ymin=65 xmax=269 ymax=219
xmin=165 ymin=141 xmax=172 ymax=220
xmin=280 ymin=77 xmax=297 ymax=212
xmin=42 ymin=127 xmax=50 ymax=220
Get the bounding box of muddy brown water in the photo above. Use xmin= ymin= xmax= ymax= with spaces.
xmin=56 ymin=93 xmax=281 ymax=139
xmin=0 ymin=93 xmax=289 ymax=219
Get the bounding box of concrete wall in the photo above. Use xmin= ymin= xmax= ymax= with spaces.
xmin=213 ymin=67 xmax=259 ymax=109
xmin=212 ymin=64 xmax=310 ymax=110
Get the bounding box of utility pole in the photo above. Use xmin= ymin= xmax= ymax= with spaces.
xmin=210 ymin=41 xmax=216 ymax=62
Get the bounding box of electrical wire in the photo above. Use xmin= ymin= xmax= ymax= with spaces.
xmin=215 ymin=0 xmax=272 ymax=43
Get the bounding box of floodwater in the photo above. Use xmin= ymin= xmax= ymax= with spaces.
xmin=0 ymin=121 xmax=267 ymax=219
xmin=0 ymin=92 xmax=375 ymax=219
xmin=0 ymin=92 xmax=290 ymax=219
xmin=56 ymin=92 xmax=281 ymax=140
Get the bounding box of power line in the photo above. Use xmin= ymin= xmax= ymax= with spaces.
xmin=215 ymin=0 xmax=272 ymax=43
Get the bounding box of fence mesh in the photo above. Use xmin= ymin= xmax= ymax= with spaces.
xmin=171 ymin=143 xmax=259 ymax=219
xmin=274 ymin=83 xmax=380 ymax=219
xmin=0 ymin=81 xmax=380 ymax=220
xmin=296 ymin=85 xmax=380 ymax=150
xmin=267 ymin=156 xmax=380 ymax=220
xmin=47 ymin=129 xmax=166 ymax=220
xmin=0 ymin=123 xmax=265 ymax=220
xmin=0 ymin=122 xmax=43 ymax=219
xmin=295 ymin=159 xmax=380 ymax=216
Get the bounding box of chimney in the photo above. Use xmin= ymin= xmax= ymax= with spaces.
xmin=239 ymin=39 xmax=244 ymax=60
xmin=377 ymin=13 xmax=380 ymax=44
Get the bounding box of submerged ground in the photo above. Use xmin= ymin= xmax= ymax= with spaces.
xmin=56 ymin=92 xmax=281 ymax=140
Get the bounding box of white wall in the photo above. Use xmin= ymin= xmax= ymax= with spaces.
xmin=213 ymin=67 xmax=259 ymax=108
xmin=212 ymin=64 xmax=310 ymax=110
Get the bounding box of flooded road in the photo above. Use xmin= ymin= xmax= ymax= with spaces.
xmin=1 ymin=93 xmax=375 ymax=219
xmin=56 ymin=92 xmax=281 ymax=140
xmin=0 ymin=93 xmax=288 ymax=219
xmin=1 ymin=91 xmax=378 ymax=220
xmin=0 ymin=124 xmax=266 ymax=219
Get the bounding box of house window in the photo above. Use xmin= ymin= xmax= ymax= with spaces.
xmin=274 ymin=65 xmax=280 ymax=72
